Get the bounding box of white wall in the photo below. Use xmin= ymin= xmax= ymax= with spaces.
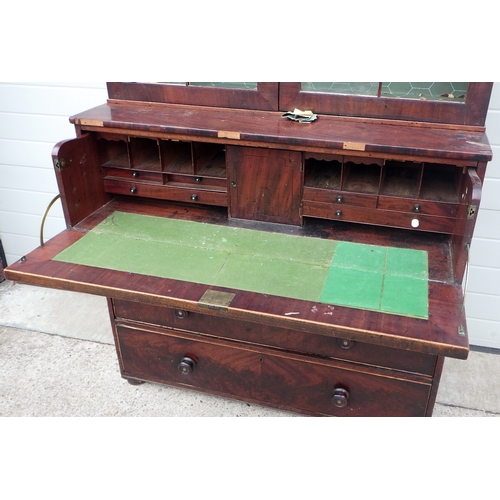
xmin=1 ymin=82 xmax=499 ymax=349
xmin=464 ymin=84 xmax=500 ymax=349
xmin=0 ymin=83 xmax=108 ymax=264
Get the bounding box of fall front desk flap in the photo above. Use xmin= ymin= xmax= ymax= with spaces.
xmin=53 ymin=211 xmax=429 ymax=319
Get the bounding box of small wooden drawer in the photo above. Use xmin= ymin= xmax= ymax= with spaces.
xmin=166 ymin=174 xmax=227 ymax=189
xmin=302 ymin=200 xmax=456 ymax=233
xmin=115 ymin=325 xmax=432 ymax=416
xmin=112 ymin=299 xmax=437 ymax=376
xmin=104 ymin=178 xmax=228 ymax=207
xmin=104 ymin=167 xmax=163 ymax=184
xmin=303 ymin=187 xmax=377 ymax=208
xmin=377 ymin=196 xmax=458 ymax=218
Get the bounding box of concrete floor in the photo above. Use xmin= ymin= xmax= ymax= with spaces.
xmin=1 ymin=280 xmax=499 ymax=417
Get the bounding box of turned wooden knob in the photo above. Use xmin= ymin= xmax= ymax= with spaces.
xmin=336 ymin=195 xmax=343 ymax=203
xmin=335 ymin=210 xmax=342 ymax=217
xmin=174 ymin=309 xmax=189 ymax=319
xmin=191 ymin=194 xmax=198 ymax=201
xmin=413 ymin=204 xmax=421 ymax=213
xmin=178 ymin=356 xmax=196 ymax=375
xmin=332 ymin=387 xmax=349 ymax=408
xmin=130 ymin=187 xmax=137 ymax=194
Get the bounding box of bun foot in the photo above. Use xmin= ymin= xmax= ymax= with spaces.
xmin=126 ymin=378 xmax=145 ymax=386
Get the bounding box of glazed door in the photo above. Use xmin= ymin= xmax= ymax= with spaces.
xmin=107 ymin=83 xmax=280 ymax=111
xmin=227 ymin=146 xmax=302 ymax=225
xmin=278 ymin=82 xmax=493 ymax=126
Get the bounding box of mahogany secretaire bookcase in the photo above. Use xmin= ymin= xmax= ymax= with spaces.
xmin=5 ymin=82 xmax=493 ymax=416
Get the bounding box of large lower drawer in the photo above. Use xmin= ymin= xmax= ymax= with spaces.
xmin=112 ymin=299 xmax=437 ymax=376
xmin=114 ymin=324 xmax=432 ymax=417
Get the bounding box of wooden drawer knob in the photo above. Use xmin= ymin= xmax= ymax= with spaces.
xmin=331 ymin=387 xmax=349 ymax=408
xmin=174 ymin=309 xmax=189 ymax=319
xmin=178 ymin=356 xmax=196 ymax=375
xmin=191 ymin=194 xmax=198 ymax=201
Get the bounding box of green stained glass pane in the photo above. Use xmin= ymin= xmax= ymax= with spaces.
xmin=381 ymin=82 xmax=467 ymax=101
xmin=300 ymin=82 xmax=468 ymax=101
xmin=189 ymin=82 xmax=257 ymax=89
xmin=153 ymin=83 xmax=258 ymax=89
xmin=301 ymin=82 xmax=379 ymax=96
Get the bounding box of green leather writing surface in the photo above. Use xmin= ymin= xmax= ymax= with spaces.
xmin=53 ymin=212 xmax=428 ymax=318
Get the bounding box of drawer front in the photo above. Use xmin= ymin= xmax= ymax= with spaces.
xmin=166 ymin=174 xmax=227 ymax=189
xmin=377 ymin=196 xmax=458 ymax=218
xmin=104 ymin=178 xmax=228 ymax=207
xmin=115 ymin=325 xmax=431 ymax=417
xmin=104 ymin=167 xmax=163 ymax=184
xmin=302 ymin=200 xmax=456 ymax=233
xmin=303 ymin=186 xmax=377 ymax=208
xmin=112 ymin=299 xmax=437 ymax=376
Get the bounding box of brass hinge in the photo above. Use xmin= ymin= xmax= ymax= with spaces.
xmin=467 ymin=204 xmax=477 ymax=220
xmin=53 ymin=157 xmax=71 ymax=172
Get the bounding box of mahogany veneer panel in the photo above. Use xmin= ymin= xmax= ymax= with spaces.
xmin=71 ymin=102 xmax=492 ymax=163
xmin=227 ymin=146 xmax=302 ymax=224
xmin=112 ymin=299 xmax=438 ymax=375
xmin=115 ymin=324 xmax=432 ymax=417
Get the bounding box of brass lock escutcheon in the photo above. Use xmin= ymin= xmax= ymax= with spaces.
xmin=54 ymin=157 xmax=71 ymax=172
xmin=467 ymin=204 xmax=477 ymax=220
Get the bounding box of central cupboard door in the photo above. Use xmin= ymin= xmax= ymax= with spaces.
xmin=227 ymin=146 xmax=302 ymax=225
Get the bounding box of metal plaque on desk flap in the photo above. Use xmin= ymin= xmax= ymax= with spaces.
xmin=198 ymin=289 xmax=236 ymax=312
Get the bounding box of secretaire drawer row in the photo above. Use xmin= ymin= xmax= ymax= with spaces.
xmin=94 ymin=133 xmax=476 ymax=233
